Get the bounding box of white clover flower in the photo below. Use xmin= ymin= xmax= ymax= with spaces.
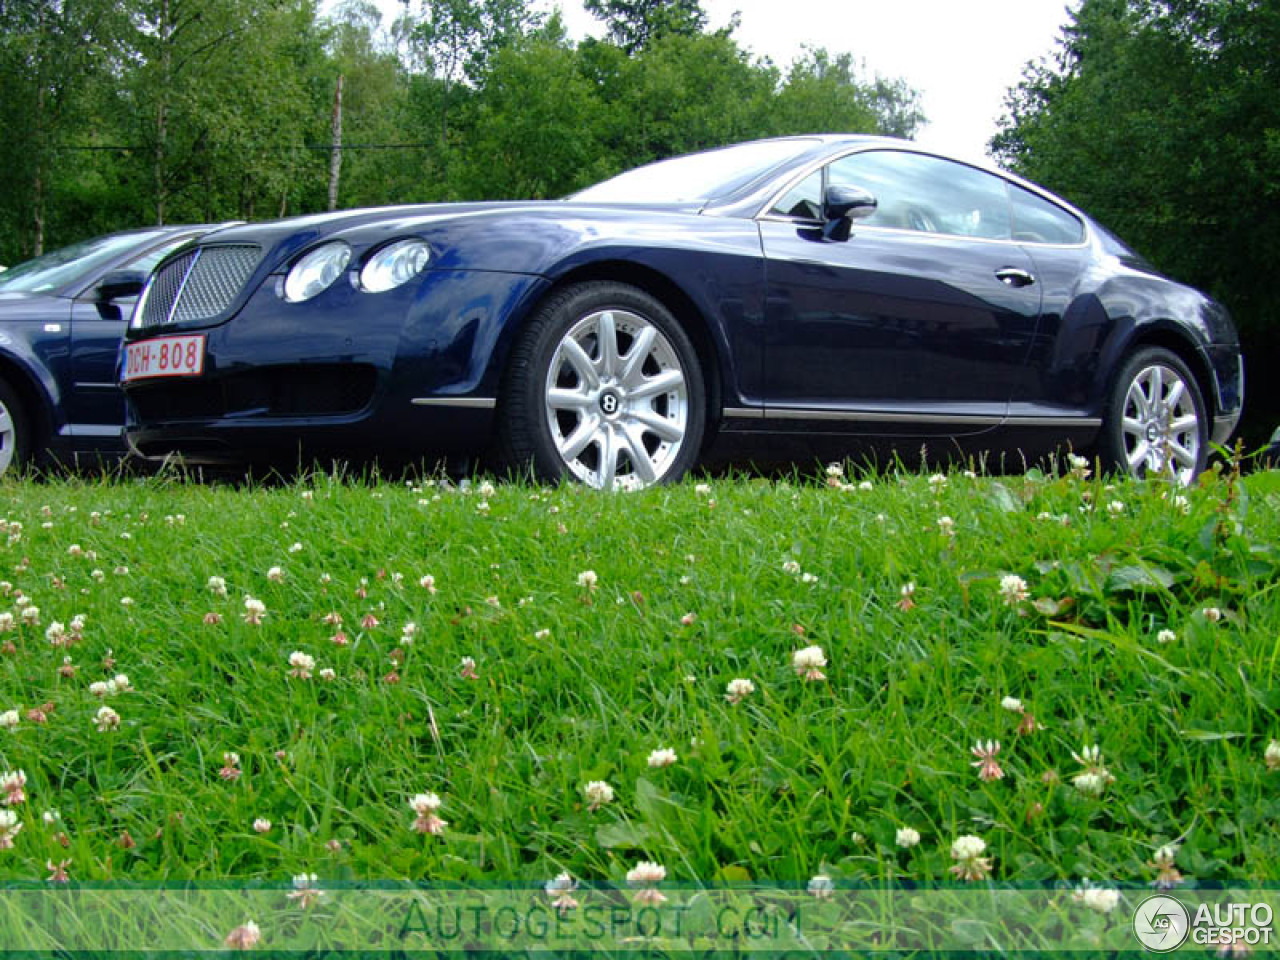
xmin=0 ymin=808 xmax=21 ymax=848
xmin=266 ymin=566 xmax=285 ymax=583
xmin=825 ymin=463 xmax=843 ymax=478
xmin=782 ymin=559 xmax=801 ymax=575
xmin=647 ymin=747 xmax=678 ymax=768
xmin=287 ymin=872 xmax=325 ymax=908
xmin=937 ymin=515 xmax=955 ymax=535
xmin=253 ymin=818 xmax=272 ymax=833
xmin=896 ymin=827 xmax=921 ymax=848
xmin=207 ymin=576 xmax=228 ymax=597
xmin=534 ymin=628 xmax=551 ymax=640
xmin=998 ymin=574 xmax=1029 ymax=606
xmin=576 ymin=570 xmax=598 ymax=589
xmin=858 ymin=480 xmax=874 ymax=491
xmin=792 ymin=645 xmax=827 ymax=681
xmin=1000 ymin=696 xmax=1024 ymax=713
xmin=1265 ymin=740 xmax=1280 ymax=771
xmin=1171 ymin=494 xmax=1190 ymax=515
xmin=694 ymin=483 xmax=711 ymax=495
xmin=94 ymin=706 xmax=120 ymax=732
xmin=1202 ymin=606 xmax=1223 ymax=623
xmin=800 ymin=572 xmax=819 ymax=584
xmin=288 ymin=652 xmax=315 ymax=679
xmin=45 ymin=622 xmax=66 ymax=646
xmin=583 ymin=780 xmax=614 ymax=811
xmin=409 ymin=793 xmax=442 ymax=816
xmin=88 ymin=681 xmax=115 ymax=699
xmin=1106 ymin=500 xmax=1125 ymax=516
xmin=725 ymin=678 xmax=755 ymax=704
xmin=42 ymin=810 xmax=60 ymax=824
xmin=807 ymin=874 xmax=835 ymax=899
xmin=1070 ymin=744 xmax=1115 ymax=796
xmin=626 ymin=860 xmax=666 ymax=904
xmin=1073 ymin=883 xmax=1120 ymax=914
xmin=0 ymin=710 xmax=18 ymax=731
xmin=318 ymin=668 xmax=336 ymax=682
xmin=419 ymin=574 xmax=437 ymax=593
xmin=243 ymin=595 xmax=266 ymax=624
xmin=0 ymin=613 xmax=12 ymax=633
xmin=951 ymin=834 xmax=986 ymax=860
xmin=20 ymin=606 xmax=39 ymax=625
xmin=113 ymin=674 xmax=130 ymax=691
xmin=1157 ymin=629 xmax=1176 ymax=645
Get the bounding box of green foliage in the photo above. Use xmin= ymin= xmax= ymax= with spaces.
xmin=992 ymin=0 xmax=1280 ymax=442
xmin=582 ymin=0 xmax=708 ymax=53
xmin=0 ymin=464 xmax=1277 ymax=886
xmin=0 ymin=0 xmax=923 ymax=265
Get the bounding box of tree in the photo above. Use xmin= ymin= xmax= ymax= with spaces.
xmin=395 ymin=0 xmax=540 ymax=144
xmin=0 ymin=0 xmax=124 ymax=256
xmin=583 ymin=0 xmax=707 ymax=53
xmin=768 ymin=48 xmax=923 ymax=139
xmin=992 ymin=0 xmax=1280 ymax=441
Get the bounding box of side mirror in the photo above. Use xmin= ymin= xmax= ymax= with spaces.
xmin=822 ymin=184 xmax=877 ymax=241
xmin=97 ymin=270 xmax=147 ymax=302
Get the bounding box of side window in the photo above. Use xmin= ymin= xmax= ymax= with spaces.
xmin=826 ymin=150 xmax=1013 ymax=241
xmin=768 ymin=170 xmax=822 ymax=220
xmin=1009 ymin=185 xmax=1084 ymax=244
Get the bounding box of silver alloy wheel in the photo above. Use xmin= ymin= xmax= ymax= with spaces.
xmin=544 ymin=308 xmax=689 ymax=490
xmin=0 ymin=399 xmax=14 ymax=475
xmin=1120 ymin=363 xmax=1201 ymax=483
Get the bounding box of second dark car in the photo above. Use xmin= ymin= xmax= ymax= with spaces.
xmin=0 ymin=225 xmax=228 ymax=474
xmin=120 ymin=137 xmax=1243 ymax=487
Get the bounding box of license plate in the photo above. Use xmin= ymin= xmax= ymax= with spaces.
xmin=122 ymin=335 xmax=205 ymax=382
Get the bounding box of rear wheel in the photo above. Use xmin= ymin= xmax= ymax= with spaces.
xmin=0 ymin=379 xmax=29 ymax=477
xmin=1099 ymin=347 xmax=1207 ymax=484
xmin=496 ymin=282 xmax=706 ymax=490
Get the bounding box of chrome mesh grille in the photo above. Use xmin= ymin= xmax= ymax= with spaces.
xmin=138 ymin=244 xmax=261 ymax=327
xmin=140 ymin=250 xmax=197 ymax=328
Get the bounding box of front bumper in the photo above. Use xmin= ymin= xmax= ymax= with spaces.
xmin=121 ymin=268 xmax=547 ymax=464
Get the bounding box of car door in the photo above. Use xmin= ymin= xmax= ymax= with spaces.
xmin=66 ymin=234 xmax=196 ymax=432
xmin=758 ymin=149 xmax=1042 ymax=432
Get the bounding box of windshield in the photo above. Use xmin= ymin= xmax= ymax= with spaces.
xmin=0 ymin=230 xmax=170 ymax=295
xmin=572 ymin=139 xmax=821 ymax=205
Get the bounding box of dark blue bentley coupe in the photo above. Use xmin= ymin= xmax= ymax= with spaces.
xmin=120 ymin=136 xmax=1243 ymax=488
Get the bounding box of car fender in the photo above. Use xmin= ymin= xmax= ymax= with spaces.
xmin=0 ymin=333 xmax=66 ymax=438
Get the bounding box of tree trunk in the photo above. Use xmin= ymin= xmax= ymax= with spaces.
xmin=328 ymin=75 xmax=343 ymax=211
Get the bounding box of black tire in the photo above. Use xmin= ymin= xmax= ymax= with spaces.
xmin=494 ymin=282 xmax=707 ymax=489
xmin=1098 ymin=346 xmax=1208 ymax=483
xmin=0 ymin=379 xmax=28 ymax=477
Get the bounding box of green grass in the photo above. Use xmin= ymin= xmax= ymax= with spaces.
xmin=0 ymin=461 xmax=1278 ymax=890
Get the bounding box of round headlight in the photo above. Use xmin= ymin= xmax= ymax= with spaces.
xmin=360 ymin=239 xmax=431 ymax=293
xmin=284 ymin=242 xmax=351 ymax=303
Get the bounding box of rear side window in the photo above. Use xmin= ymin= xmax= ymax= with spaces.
xmin=1009 ymin=185 xmax=1084 ymax=244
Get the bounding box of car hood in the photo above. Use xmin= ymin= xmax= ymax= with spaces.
xmin=198 ymin=200 xmax=706 ymax=254
xmin=0 ymin=290 xmax=56 ymax=305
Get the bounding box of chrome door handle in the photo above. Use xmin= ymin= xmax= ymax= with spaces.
xmin=996 ymin=268 xmax=1036 ymax=288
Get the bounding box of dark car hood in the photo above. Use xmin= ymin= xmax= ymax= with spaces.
xmin=199 ymin=200 xmax=706 ymax=253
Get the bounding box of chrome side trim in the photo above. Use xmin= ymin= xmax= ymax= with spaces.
xmin=765 ymin=409 xmax=1003 ymax=424
xmin=411 ymin=397 xmax=497 ymax=409
xmin=724 ymin=407 xmax=1101 ymax=427
xmin=1004 ymin=416 xmax=1101 ymax=428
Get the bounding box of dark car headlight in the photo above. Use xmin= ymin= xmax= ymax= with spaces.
xmin=360 ymin=239 xmax=431 ymax=293
xmin=284 ymin=242 xmax=351 ymax=303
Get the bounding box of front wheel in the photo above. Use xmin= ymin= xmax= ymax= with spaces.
xmin=496 ymin=282 xmax=706 ymax=490
xmin=1099 ymin=347 xmax=1207 ymax=484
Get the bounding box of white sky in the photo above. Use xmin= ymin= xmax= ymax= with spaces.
xmin=367 ymin=0 xmax=1080 ymax=162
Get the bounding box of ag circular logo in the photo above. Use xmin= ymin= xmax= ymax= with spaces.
xmin=1133 ymin=894 xmax=1190 ymax=952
